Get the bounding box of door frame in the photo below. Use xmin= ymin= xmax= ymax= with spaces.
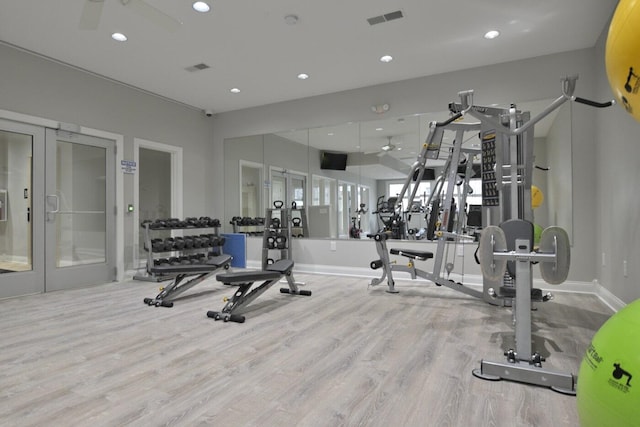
xmin=268 ymin=166 xmax=307 ymax=209
xmin=0 ymin=109 xmax=125 ymax=282
xmin=44 ymin=128 xmax=117 ymax=290
xmin=133 ymin=138 xmax=183 ymax=268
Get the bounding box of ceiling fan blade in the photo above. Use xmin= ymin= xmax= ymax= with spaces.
xmin=79 ymin=0 xmax=105 ymax=30
xmin=123 ymin=0 xmax=182 ymax=32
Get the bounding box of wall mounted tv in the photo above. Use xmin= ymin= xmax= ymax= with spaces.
xmin=320 ymin=151 xmax=348 ymax=170
xmin=412 ymin=168 xmax=436 ymax=181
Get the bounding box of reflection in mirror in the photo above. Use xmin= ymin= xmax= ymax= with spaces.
xmin=239 ymin=160 xmax=263 ymax=234
xmin=223 ymin=97 xmax=572 ymax=242
xmin=224 ymin=134 xmax=264 ymax=234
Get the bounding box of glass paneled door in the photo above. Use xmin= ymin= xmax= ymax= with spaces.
xmin=44 ymin=129 xmax=116 ymax=291
xmin=0 ymin=120 xmax=45 ymax=298
xmin=270 ymin=168 xmax=306 ymax=209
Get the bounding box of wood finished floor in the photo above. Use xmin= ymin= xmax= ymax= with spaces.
xmin=0 ymin=274 xmax=613 ymax=427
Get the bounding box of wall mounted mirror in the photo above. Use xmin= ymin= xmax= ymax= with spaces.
xmin=223 ymin=97 xmax=572 ymax=243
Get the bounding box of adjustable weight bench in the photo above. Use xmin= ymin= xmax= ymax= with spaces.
xmin=143 ymin=254 xmax=232 ymax=307
xmin=206 ymin=259 xmax=311 ymax=323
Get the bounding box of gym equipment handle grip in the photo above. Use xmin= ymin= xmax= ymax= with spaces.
xmin=436 ymin=111 xmax=463 ymax=127
xmin=574 ymin=97 xmax=615 ymax=108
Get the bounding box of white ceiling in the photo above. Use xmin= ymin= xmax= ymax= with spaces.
xmin=0 ymin=0 xmax=617 ymax=115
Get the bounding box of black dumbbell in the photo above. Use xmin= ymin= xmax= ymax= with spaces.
xmin=151 ymin=238 xmax=165 ymax=252
xmin=267 ymin=236 xmax=276 ymax=249
xmin=173 ymin=237 xmax=185 ymax=250
xmin=163 ymin=237 xmax=175 ymax=251
xmin=150 ymin=219 xmax=166 ymax=229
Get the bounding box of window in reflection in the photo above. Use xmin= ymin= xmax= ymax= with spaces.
xmin=240 ymin=161 xmax=263 ymax=218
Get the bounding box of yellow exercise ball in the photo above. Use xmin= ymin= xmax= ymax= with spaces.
xmin=531 ymin=185 xmax=544 ymax=208
xmin=606 ymin=0 xmax=640 ymax=121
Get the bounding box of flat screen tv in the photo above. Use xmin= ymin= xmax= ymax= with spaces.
xmin=320 ymin=151 xmax=348 ymax=170
xmin=412 ymin=168 xmax=436 ymax=181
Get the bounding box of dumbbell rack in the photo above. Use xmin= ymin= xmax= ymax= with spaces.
xmin=134 ymin=217 xmax=224 ymax=282
xmin=230 ymin=216 xmax=266 ymax=236
xmin=262 ymin=207 xmax=293 ymax=270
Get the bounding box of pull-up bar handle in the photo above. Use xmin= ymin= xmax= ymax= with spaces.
xmin=574 ymin=97 xmax=615 ymax=108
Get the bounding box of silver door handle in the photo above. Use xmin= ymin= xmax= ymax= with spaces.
xmin=46 ymin=194 xmax=59 ymax=214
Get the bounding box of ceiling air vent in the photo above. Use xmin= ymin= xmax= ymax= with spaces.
xmin=185 ymin=63 xmax=211 ymax=72
xmin=367 ymin=10 xmax=404 ymax=26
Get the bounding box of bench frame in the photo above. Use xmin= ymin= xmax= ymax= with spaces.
xmin=369 ymin=233 xmax=482 ymax=298
xmin=207 ymin=259 xmax=311 ymax=323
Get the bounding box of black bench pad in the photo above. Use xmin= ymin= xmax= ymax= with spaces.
xmin=390 ymin=248 xmax=434 ymax=260
xmin=149 ymin=254 xmax=232 ymax=274
xmin=217 ymin=259 xmax=294 ymax=284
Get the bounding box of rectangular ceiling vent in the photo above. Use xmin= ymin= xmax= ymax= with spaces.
xmin=367 ymin=10 xmax=404 ymax=26
xmin=185 ymin=63 xmax=210 ymax=72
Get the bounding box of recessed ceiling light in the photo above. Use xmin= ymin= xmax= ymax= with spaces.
xmin=230 ymin=88 xmax=241 ymax=93
xmin=297 ymin=73 xmax=309 ymax=80
xmin=484 ymin=30 xmax=500 ymax=39
xmin=375 ymin=127 xmax=384 ymax=131
xmin=111 ymin=32 xmax=127 ymax=42
xmin=327 ymin=132 xmax=334 ymax=136
xmin=380 ymin=55 xmax=393 ymax=63
xmin=192 ymin=2 xmax=210 ymax=13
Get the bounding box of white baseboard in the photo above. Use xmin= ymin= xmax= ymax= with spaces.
xmin=591 ymin=280 xmax=626 ymax=312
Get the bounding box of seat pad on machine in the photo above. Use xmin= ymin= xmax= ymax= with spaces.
xmin=390 ymin=248 xmax=434 ymax=260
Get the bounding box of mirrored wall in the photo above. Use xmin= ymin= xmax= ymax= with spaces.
xmin=223 ymin=98 xmax=573 ymax=242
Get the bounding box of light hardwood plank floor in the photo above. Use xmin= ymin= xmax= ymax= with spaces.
xmin=0 ymin=274 xmax=613 ymax=426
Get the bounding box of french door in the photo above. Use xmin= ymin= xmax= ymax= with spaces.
xmin=0 ymin=120 xmax=116 ymax=298
xmin=270 ymin=168 xmax=306 ymax=209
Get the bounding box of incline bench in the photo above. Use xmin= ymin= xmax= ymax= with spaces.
xmin=206 ymin=259 xmax=311 ymax=323
xmin=143 ymin=254 xmax=232 ymax=307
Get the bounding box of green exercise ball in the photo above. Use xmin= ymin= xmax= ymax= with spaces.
xmin=533 ymin=224 xmax=543 ymax=246
xmin=576 ymin=298 xmax=640 ymax=427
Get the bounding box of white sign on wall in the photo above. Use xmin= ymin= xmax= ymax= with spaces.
xmin=121 ymin=160 xmax=137 ymax=174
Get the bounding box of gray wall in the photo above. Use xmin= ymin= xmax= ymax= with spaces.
xmin=3 ymin=33 xmax=639 ymax=303
xmin=213 ymin=48 xmax=600 ymax=285
xmin=0 ymin=43 xmax=216 ymax=269
xmin=594 ymin=29 xmax=640 ymax=304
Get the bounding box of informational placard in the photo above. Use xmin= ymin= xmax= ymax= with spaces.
xmin=121 ymin=160 xmax=137 ymax=174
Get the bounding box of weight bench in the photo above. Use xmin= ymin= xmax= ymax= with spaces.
xmin=206 ymin=259 xmax=311 ymax=323
xmin=143 ymin=254 xmax=232 ymax=307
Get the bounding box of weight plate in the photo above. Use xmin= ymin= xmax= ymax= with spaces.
xmin=478 ymin=225 xmax=508 ymax=281
xmin=538 ymin=226 xmax=571 ymax=285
